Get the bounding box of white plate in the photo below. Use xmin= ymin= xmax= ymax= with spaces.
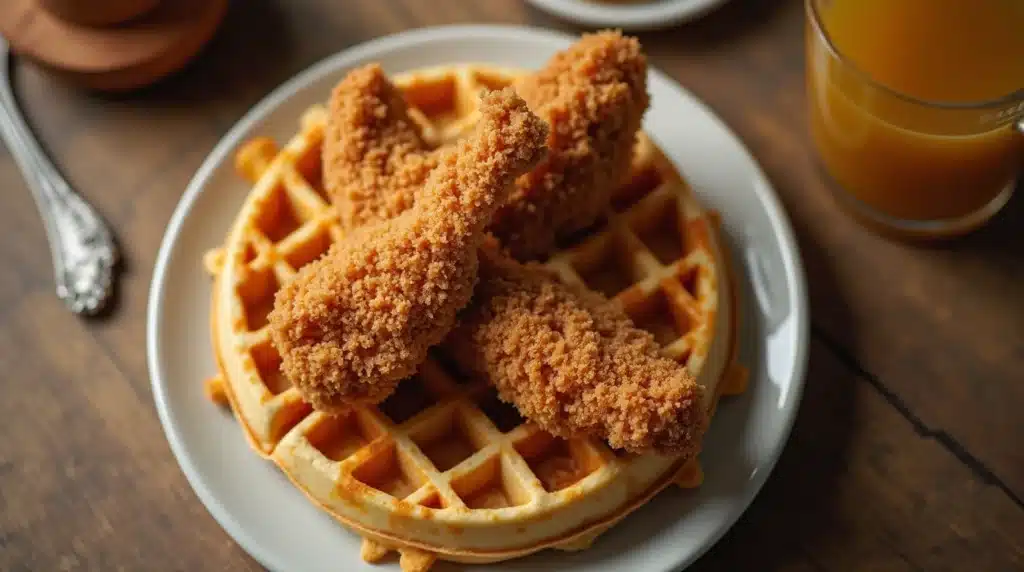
xmin=525 ymin=0 xmax=731 ymax=31
xmin=147 ymin=24 xmax=808 ymax=572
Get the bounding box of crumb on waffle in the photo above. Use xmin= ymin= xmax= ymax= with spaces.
xmin=202 ymin=248 xmax=225 ymax=276
xmin=204 ymin=375 xmax=229 ymax=407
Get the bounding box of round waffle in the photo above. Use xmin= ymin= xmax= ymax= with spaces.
xmin=204 ymin=64 xmax=746 ymax=571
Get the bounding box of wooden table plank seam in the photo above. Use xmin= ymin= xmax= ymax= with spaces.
xmin=87 ymin=327 xmax=161 ymax=413
xmin=812 ymin=326 xmax=1024 ymax=512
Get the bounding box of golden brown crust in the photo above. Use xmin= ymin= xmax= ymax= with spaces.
xmin=492 ymin=30 xmax=649 ymax=260
xmin=324 ymin=63 xmax=439 ymax=230
xmin=323 ymin=33 xmax=648 ymax=261
xmin=444 ymin=245 xmax=708 ymax=455
xmin=268 ymin=89 xmax=548 ymax=413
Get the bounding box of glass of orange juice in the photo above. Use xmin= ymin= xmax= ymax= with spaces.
xmin=806 ymin=0 xmax=1023 ymax=238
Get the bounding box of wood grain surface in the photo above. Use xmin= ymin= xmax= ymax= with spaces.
xmin=1 ymin=1 xmax=1021 ymax=570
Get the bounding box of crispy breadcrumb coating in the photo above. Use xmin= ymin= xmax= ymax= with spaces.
xmin=303 ymin=35 xmax=693 ymax=452
xmin=444 ymin=244 xmax=709 ymax=455
xmin=323 ymin=32 xmax=648 ymax=261
xmin=268 ymin=89 xmax=547 ymax=413
xmin=492 ymin=30 xmax=649 ymax=260
xmin=324 ymin=64 xmax=439 ymax=230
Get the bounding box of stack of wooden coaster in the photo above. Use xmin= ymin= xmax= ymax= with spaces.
xmin=0 ymin=0 xmax=228 ymax=91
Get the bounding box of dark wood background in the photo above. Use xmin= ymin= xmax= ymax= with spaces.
xmin=1 ymin=1 xmax=1021 ymax=570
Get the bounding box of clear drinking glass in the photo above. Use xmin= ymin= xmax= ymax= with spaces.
xmin=806 ymin=0 xmax=1024 ymax=238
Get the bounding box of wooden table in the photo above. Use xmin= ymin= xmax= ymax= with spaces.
xmin=2 ymin=1 xmax=1021 ymax=569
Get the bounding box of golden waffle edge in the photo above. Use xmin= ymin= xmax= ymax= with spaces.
xmin=203 ymin=64 xmax=748 ymax=570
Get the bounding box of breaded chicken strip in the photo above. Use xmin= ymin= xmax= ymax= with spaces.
xmin=492 ymin=30 xmax=648 ymax=260
xmin=324 ymin=63 xmax=439 ymax=230
xmin=444 ymin=245 xmax=708 ymax=456
xmin=324 ymin=32 xmax=648 ymax=260
xmin=268 ymin=89 xmax=547 ymax=413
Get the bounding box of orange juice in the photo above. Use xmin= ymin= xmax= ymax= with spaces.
xmin=806 ymin=0 xmax=1024 ymax=233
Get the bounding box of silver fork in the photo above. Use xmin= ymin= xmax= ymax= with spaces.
xmin=0 ymin=36 xmax=118 ymax=316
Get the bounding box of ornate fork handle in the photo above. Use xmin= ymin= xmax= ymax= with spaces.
xmin=0 ymin=51 xmax=118 ymax=316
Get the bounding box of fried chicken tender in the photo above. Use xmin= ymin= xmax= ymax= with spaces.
xmin=324 ymin=32 xmax=648 ymax=261
xmin=324 ymin=63 xmax=439 ymax=230
xmin=444 ymin=245 xmax=709 ymax=456
xmin=492 ymin=30 xmax=649 ymax=260
xmin=268 ymin=89 xmax=548 ymax=413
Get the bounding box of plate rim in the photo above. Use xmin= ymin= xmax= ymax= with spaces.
xmin=146 ymin=23 xmax=809 ymax=572
xmin=524 ymin=0 xmax=731 ymax=31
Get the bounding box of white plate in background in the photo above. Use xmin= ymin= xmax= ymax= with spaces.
xmin=525 ymin=0 xmax=731 ymax=31
xmin=147 ymin=24 xmax=808 ymax=572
